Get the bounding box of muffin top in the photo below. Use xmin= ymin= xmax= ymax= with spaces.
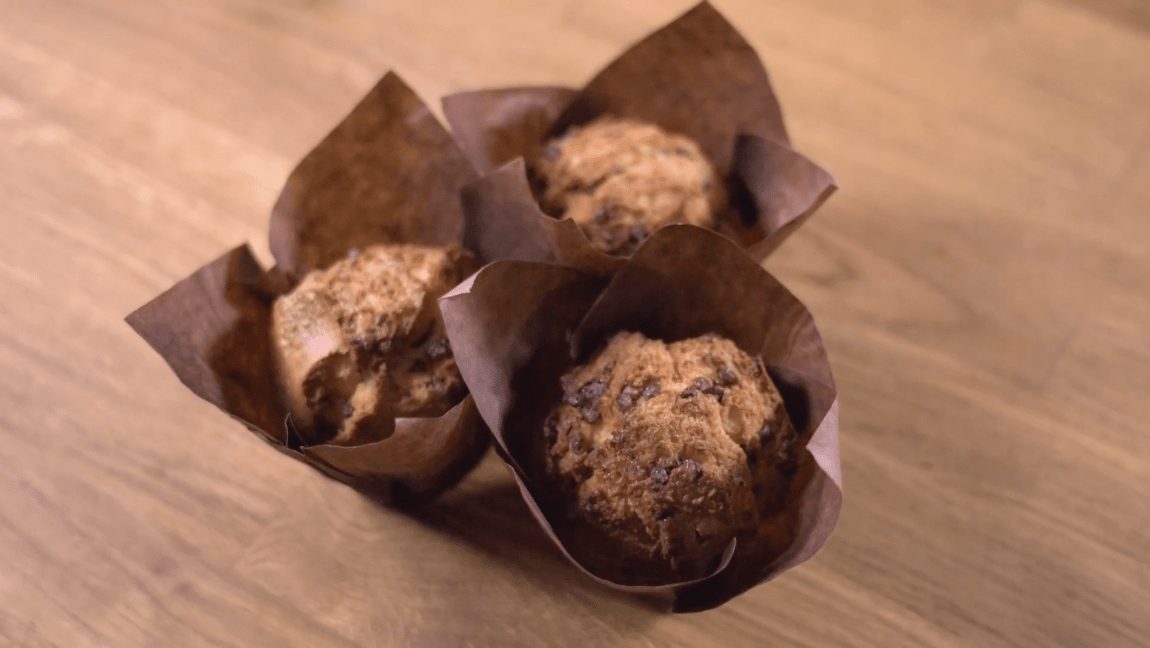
xmin=271 ymin=243 xmax=476 ymax=445
xmin=541 ymin=331 xmax=796 ymax=583
xmin=534 ymin=118 xmax=724 ymax=256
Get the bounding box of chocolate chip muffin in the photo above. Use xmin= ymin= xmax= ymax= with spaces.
xmin=534 ymin=118 xmax=724 ymax=256
xmin=271 ymin=243 xmax=477 ymax=446
xmin=541 ymin=331 xmax=797 ymax=583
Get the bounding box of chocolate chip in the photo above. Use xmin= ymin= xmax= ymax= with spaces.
xmin=425 ymin=337 xmax=450 ymax=360
xmin=650 ymin=466 xmax=670 ymax=486
xmin=642 ymin=383 xmax=661 ymax=399
xmin=686 ymin=376 xmax=725 ymax=402
xmin=580 ymin=406 xmax=601 ymax=423
xmin=616 ymin=384 xmax=641 ymax=411
xmin=716 ymin=366 xmax=739 ymax=386
xmin=656 ymin=508 xmax=675 ymax=521
xmin=629 ymin=224 xmax=648 ymax=242
xmin=564 ymin=376 xmax=608 ymax=408
xmin=694 ymin=528 xmax=709 ymax=542
xmin=569 ymin=434 xmax=583 ymax=453
xmin=580 ymin=377 xmax=608 ymax=402
xmin=342 ymin=402 xmax=355 ymax=418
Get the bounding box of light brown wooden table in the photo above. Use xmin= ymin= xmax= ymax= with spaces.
xmin=3 ymin=1 xmax=1148 ymax=645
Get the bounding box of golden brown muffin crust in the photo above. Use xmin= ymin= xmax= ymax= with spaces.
xmin=542 ymin=332 xmax=797 ymax=582
xmin=534 ymin=118 xmax=724 ymax=256
xmin=271 ymin=243 xmax=476 ymax=446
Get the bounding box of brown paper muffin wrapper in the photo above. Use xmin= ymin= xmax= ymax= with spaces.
xmin=444 ymin=2 xmax=836 ymax=274
xmin=127 ymin=72 xmax=489 ymax=501
xmin=440 ymin=225 xmax=841 ymax=611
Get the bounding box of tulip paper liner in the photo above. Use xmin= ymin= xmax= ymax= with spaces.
xmin=126 ymin=72 xmax=490 ymax=501
xmin=444 ymin=1 xmax=836 ymax=275
xmin=440 ymin=225 xmax=841 ymax=611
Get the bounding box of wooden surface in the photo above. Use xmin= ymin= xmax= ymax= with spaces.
xmin=2 ymin=1 xmax=1148 ymax=645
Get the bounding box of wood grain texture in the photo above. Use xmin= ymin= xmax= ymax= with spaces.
xmin=1 ymin=0 xmax=1148 ymax=645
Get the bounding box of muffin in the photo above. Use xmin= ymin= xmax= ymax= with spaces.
xmin=271 ymin=243 xmax=477 ymax=446
xmin=541 ymin=331 xmax=797 ymax=583
xmin=533 ymin=118 xmax=724 ymax=256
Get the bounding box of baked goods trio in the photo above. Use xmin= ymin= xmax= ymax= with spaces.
xmin=127 ymin=2 xmax=841 ymax=610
